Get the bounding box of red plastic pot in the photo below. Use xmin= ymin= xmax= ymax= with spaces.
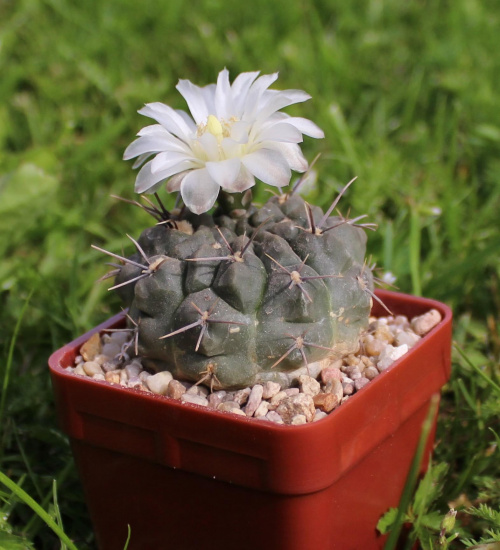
xmin=49 ymin=290 xmax=452 ymax=550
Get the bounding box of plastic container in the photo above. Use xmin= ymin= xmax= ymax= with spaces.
xmin=49 ymin=290 xmax=452 ymax=550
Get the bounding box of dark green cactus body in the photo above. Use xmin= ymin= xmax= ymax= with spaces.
xmin=114 ymin=194 xmax=373 ymax=389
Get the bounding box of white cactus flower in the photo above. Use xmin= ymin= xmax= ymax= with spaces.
xmin=124 ymin=69 xmax=324 ymax=214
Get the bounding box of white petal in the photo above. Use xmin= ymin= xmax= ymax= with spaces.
xmin=256 ymin=90 xmax=311 ymax=121
xmin=280 ymin=116 xmax=325 ymax=139
xmin=215 ymin=69 xmax=234 ymax=120
xmin=221 ymin=138 xmax=242 ymax=158
xmin=123 ymin=133 xmax=187 ymax=160
xmin=151 ymin=151 xmax=196 ymax=174
xmin=132 ymin=153 xmax=152 ymax=169
xmin=257 ymin=122 xmax=304 ymax=144
xmin=226 ymin=165 xmax=255 ymax=192
xmin=266 ymin=142 xmax=308 ymax=172
xmin=229 ymin=121 xmax=250 ymax=143
xmin=135 ymin=159 xmax=193 ymax=194
xmin=167 ymin=171 xmax=189 ymax=192
xmin=180 ymin=169 xmax=220 ymax=214
xmin=242 ymin=72 xmax=279 ymax=119
xmin=176 ymin=79 xmax=212 ymax=125
xmin=139 ymin=103 xmax=195 ymax=140
xmin=230 ymin=71 xmax=260 ymax=115
xmin=205 ymin=158 xmax=241 ymax=189
xmin=242 ymin=148 xmax=291 ymax=187
xmin=198 ymin=132 xmax=219 ymax=160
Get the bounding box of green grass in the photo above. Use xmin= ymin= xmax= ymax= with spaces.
xmin=1 ymin=0 xmax=499 ymax=547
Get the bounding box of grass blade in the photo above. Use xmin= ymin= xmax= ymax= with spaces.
xmin=0 ymin=470 xmax=79 ymax=550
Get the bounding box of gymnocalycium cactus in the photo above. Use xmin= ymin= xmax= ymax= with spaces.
xmin=94 ymin=70 xmax=382 ymax=390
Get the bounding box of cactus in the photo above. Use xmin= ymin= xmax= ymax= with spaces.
xmin=93 ymin=69 xmax=382 ymax=390
xmin=96 ymin=184 xmax=376 ymax=390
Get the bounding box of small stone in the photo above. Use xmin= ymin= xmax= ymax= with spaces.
xmin=217 ymin=400 xmax=241 ymax=411
xmin=324 ymin=378 xmax=343 ymax=401
xmin=284 ymin=388 xmax=300 ymax=396
xmin=80 ymin=333 xmax=101 ymax=362
xmin=166 ymin=380 xmax=187 ymax=399
xmin=362 ymin=334 xmax=386 ymax=357
xmin=254 ymin=400 xmax=270 ymax=418
xmin=320 ymin=366 xmax=342 ymax=384
xmin=276 ymin=394 xmax=315 ymax=424
xmin=313 ymin=392 xmax=339 ymax=413
xmin=313 ymin=410 xmax=328 ymax=422
xmin=186 ymin=384 xmax=209 ymax=397
xmin=208 ymin=391 xmax=227 ymax=408
xmin=110 ymin=331 xmax=130 ymax=346
xmin=232 ymin=387 xmax=251 ymax=405
xmin=291 ymin=414 xmax=307 ymax=425
xmin=101 ymin=342 xmax=121 ymax=359
xmin=74 ymin=355 xmax=83 ymax=365
xmin=374 ymin=324 xmax=394 ymax=344
xmin=344 ymin=354 xmax=361 ymax=367
xmin=93 ymin=354 xmax=109 ymax=366
xmin=394 ymin=330 xmax=421 ymax=348
xmin=265 ymin=411 xmax=284 ymax=424
xmin=92 ymin=373 xmax=105 ymax=381
xmin=364 ymin=366 xmax=379 ymax=380
xmin=269 ymin=391 xmax=288 ymax=409
xmin=139 ymin=371 xmax=150 ymax=382
xmin=342 ymin=366 xmax=362 ymax=380
xmin=119 ymin=370 xmax=128 ymax=385
xmin=377 ymin=344 xmax=409 ymax=372
xmin=245 ymin=384 xmax=264 ymax=417
xmin=298 ymin=375 xmax=321 ymax=397
xmin=342 ymin=381 xmax=355 ymax=395
xmin=125 ymin=362 xmax=142 ymax=379
xmin=65 ymin=366 xmax=75 ymax=373
xmin=354 ymin=377 xmax=370 ymax=391
xmin=146 ymin=371 xmax=173 ymax=395
xmin=262 ymin=381 xmax=281 ymax=399
xmin=83 ymin=361 xmax=104 ymax=377
xmin=411 ymin=309 xmax=441 ymax=336
xmin=181 ymin=393 xmax=209 ymax=407
xmin=101 ymin=360 xmax=119 ymax=373
xmin=105 ymin=370 xmax=121 ymax=384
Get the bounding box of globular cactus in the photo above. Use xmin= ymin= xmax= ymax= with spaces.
xmin=97 ymin=187 xmax=376 ymax=390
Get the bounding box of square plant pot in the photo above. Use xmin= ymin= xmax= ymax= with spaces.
xmin=48 ymin=290 xmax=452 ymax=550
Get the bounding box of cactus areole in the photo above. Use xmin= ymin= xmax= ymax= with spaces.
xmin=96 ymin=70 xmax=376 ymax=390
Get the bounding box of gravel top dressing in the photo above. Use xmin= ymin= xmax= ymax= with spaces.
xmin=66 ymin=309 xmax=442 ymax=425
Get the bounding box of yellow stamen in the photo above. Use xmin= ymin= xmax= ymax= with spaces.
xmin=207 ymin=115 xmax=223 ymax=139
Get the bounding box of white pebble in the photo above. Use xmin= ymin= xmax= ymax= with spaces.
xmin=101 ymin=342 xmax=121 ymax=358
xmin=262 ymin=381 xmax=281 ymax=399
xmin=377 ymin=344 xmax=409 ymax=371
xmin=245 ymin=384 xmax=264 ymax=417
xmin=298 ymin=374 xmax=321 ymax=397
xmin=411 ymin=309 xmax=441 ymax=336
xmin=83 ymin=361 xmax=103 ymax=376
xmin=181 ymin=393 xmax=209 ymax=407
xmin=146 ymin=371 xmax=173 ymax=395
xmin=291 ymin=414 xmax=307 ymax=425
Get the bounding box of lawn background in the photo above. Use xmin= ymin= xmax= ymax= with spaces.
xmin=1 ymin=0 xmax=499 ymax=548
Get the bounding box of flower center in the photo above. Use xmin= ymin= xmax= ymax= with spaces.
xmin=197 ymin=115 xmax=237 ymax=142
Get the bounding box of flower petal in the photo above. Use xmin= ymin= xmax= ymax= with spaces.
xmin=180 ymin=168 xmax=220 ymax=214
xmin=215 ymin=68 xmax=234 ymax=120
xmin=205 ymin=158 xmax=241 ymax=189
xmin=135 ymin=159 xmax=194 ymax=194
xmin=124 ymin=133 xmax=188 ymax=160
xmin=257 ymin=122 xmax=304 ymax=143
xmin=242 ymin=72 xmax=279 ymax=120
xmin=139 ymin=103 xmax=195 ymax=140
xmin=151 ymin=151 xmax=197 ymax=174
xmin=256 ymin=90 xmax=312 ymax=121
xmin=279 ymin=116 xmax=325 ymax=139
xmin=265 ymin=142 xmax=308 ymax=172
xmin=231 ymin=71 xmax=260 ymax=115
xmin=242 ymin=148 xmax=291 ymax=187
xmin=226 ymin=165 xmax=255 ymax=192
xmin=176 ymin=79 xmax=213 ymax=125
xmin=167 ymin=170 xmax=189 ymax=192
